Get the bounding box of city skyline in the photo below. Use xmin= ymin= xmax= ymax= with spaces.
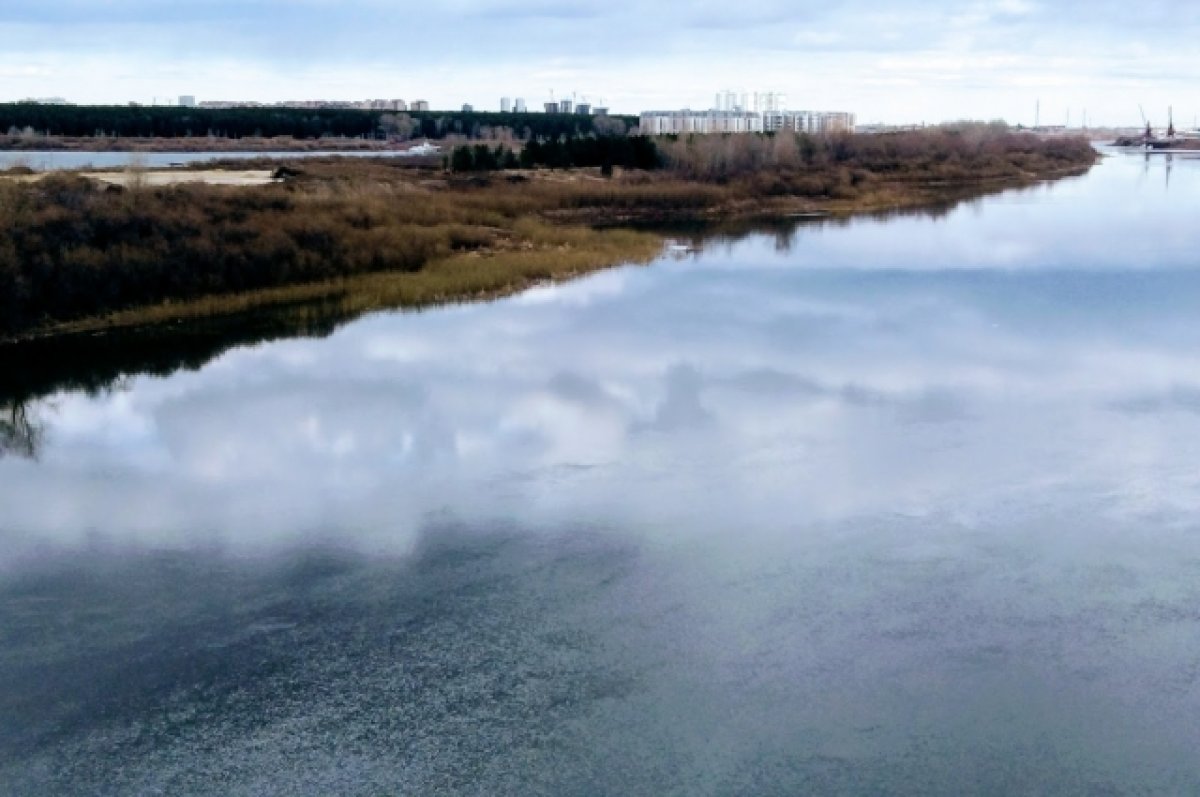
xmin=1 ymin=0 xmax=1197 ymax=127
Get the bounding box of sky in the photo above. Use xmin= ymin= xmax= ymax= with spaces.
xmin=0 ymin=0 xmax=1197 ymax=126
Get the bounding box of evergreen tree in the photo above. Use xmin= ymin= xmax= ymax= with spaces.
xmin=450 ymin=146 xmax=474 ymax=172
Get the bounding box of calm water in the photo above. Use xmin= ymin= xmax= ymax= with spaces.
xmin=3 ymin=152 xmax=1200 ymax=795
xmin=0 ymin=149 xmax=429 ymax=171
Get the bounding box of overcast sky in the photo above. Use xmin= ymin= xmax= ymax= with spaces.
xmin=1 ymin=0 xmax=1196 ymax=125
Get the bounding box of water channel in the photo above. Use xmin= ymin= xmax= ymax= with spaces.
xmin=0 ymin=149 xmax=432 ymax=172
xmin=2 ymin=151 xmax=1199 ymax=795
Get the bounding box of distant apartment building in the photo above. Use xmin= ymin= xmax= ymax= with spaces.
xmin=756 ymin=92 xmax=785 ymax=113
xmin=178 ymin=95 xmax=197 ymax=108
xmin=639 ymin=110 xmax=765 ymax=135
xmin=536 ymin=92 xmax=605 ymax=115
xmin=715 ymin=91 xmax=746 ymax=112
xmin=785 ymin=111 xmax=856 ymax=134
xmin=501 ymin=97 xmax=512 ymax=113
xmin=643 ymin=108 xmax=855 ymax=136
xmin=714 ymin=91 xmax=786 ymax=114
xmin=411 ymin=100 xmax=430 ymax=112
xmin=462 ymin=103 xmax=474 ymax=112
xmin=514 ymin=98 xmax=527 ymax=112
xmin=199 ymin=101 xmax=263 ymax=109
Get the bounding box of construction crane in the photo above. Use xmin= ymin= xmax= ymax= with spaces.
xmin=1139 ymin=105 xmax=1152 ymax=141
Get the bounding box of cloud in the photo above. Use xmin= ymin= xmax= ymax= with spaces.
xmin=1110 ymin=386 xmax=1200 ymax=416
xmin=1 ymin=0 xmax=1198 ymax=122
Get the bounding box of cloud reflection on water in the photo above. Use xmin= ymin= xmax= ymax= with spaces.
xmin=3 ymin=158 xmax=1200 ymax=568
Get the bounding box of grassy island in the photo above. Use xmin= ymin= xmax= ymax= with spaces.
xmin=0 ymin=125 xmax=1097 ymax=342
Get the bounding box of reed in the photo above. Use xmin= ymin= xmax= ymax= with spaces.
xmin=26 ymin=226 xmax=661 ymax=339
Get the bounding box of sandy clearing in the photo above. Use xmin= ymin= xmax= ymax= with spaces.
xmin=1 ymin=169 xmax=280 ymax=187
xmin=84 ymin=170 xmax=280 ymax=187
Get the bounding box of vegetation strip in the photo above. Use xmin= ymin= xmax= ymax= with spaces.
xmin=0 ymin=103 xmax=635 ymax=147
xmin=0 ymin=126 xmax=1097 ymax=342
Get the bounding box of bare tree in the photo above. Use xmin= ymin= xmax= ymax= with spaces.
xmin=772 ymin=132 xmax=800 ymax=169
xmin=379 ymin=113 xmax=417 ymax=141
xmin=593 ymin=116 xmax=628 ymax=137
xmin=126 ymin=152 xmax=149 ymax=192
xmin=0 ymin=401 xmax=43 ymax=460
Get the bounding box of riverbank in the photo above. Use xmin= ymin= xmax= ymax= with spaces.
xmin=3 ymin=168 xmax=281 ymax=187
xmin=0 ymin=129 xmax=1098 ymax=343
xmin=1111 ymin=136 xmax=1200 ymax=151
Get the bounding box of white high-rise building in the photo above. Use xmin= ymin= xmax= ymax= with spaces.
xmin=179 ymin=95 xmax=197 ymax=108
xmin=785 ymin=110 xmax=856 ymax=134
xmin=716 ymin=90 xmax=743 ymax=112
xmin=754 ymin=92 xmax=785 ymax=113
xmin=514 ymin=98 xmax=527 ymax=112
xmin=716 ymin=90 xmax=786 ymax=114
xmin=501 ymin=97 xmax=512 ymax=113
xmin=641 ymin=109 xmax=855 ymax=136
xmin=639 ymin=110 xmax=765 ymax=135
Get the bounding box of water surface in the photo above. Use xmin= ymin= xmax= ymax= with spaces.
xmin=0 ymin=149 xmax=429 ymax=172
xmin=3 ymin=152 xmax=1200 ymax=795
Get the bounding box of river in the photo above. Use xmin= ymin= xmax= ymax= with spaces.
xmin=2 ymin=151 xmax=1199 ymax=795
xmin=0 ymin=148 xmax=433 ymax=172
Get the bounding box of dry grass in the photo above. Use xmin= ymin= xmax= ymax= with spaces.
xmin=30 ymin=225 xmax=661 ymax=338
xmin=1 ymin=128 xmax=1098 ymax=341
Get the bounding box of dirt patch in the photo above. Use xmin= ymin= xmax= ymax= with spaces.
xmin=83 ymin=170 xmax=280 ymax=187
xmin=1 ymin=169 xmax=280 ymax=187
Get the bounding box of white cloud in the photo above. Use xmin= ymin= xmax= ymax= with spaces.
xmin=0 ymin=1 xmax=1197 ymax=124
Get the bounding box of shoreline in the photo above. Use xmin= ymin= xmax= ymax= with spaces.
xmin=13 ymin=230 xmax=665 ymax=344
xmin=0 ymin=132 xmax=1099 ymax=345
xmin=2 ymin=164 xmax=1092 ymax=346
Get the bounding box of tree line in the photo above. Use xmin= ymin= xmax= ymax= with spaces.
xmin=0 ymin=125 xmax=1099 ymax=341
xmin=0 ymin=103 xmax=636 ymax=142
xmin=445 ymin=123 xmax=1094 ymax=182
xmin=656 ymin=123 xmax=1097 ymax=181
xmin=450 ymin=136 xmax=661 ymax=173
